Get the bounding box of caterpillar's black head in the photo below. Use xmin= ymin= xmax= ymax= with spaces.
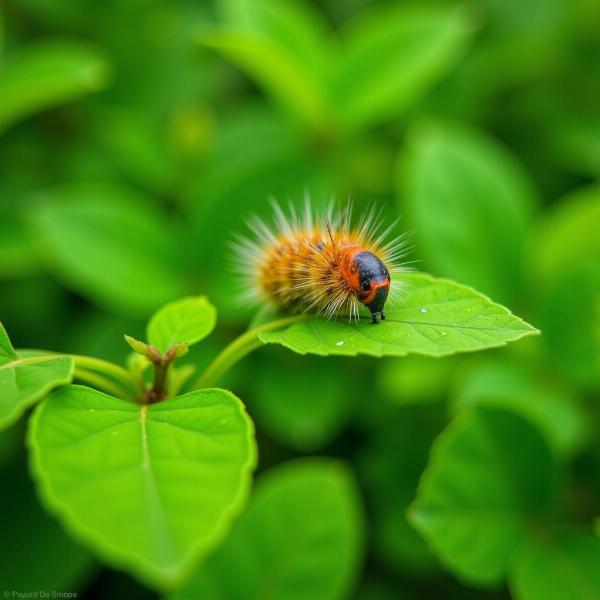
xmin=353 ymin=251 xmax=390 ymax=324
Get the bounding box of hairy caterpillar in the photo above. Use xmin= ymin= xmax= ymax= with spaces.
xmin=234 ymin=202 xmax=410 ymax=324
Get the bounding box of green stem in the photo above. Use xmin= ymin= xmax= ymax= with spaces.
xmin=0 ymin=355 xmax=59 ymax=369
xmin=8 ymin=352 xmax=143 ymax=401
xmin=193 ymin=315 xmax=306 ymax=389
xmin=69 ymin=354 xmax=143 ymax=399
xmin=147 ymin=359 xmax=169 ymax=404
xmin=74 ymin=368 xmax=132 ymax=400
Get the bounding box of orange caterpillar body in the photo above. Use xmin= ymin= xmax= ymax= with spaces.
xmin=235 ymin=203 xmax=409 ymax=323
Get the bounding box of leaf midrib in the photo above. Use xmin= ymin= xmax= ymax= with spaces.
xmin=0 ymin=355 xmax=63 ymax=370
xmin=345 ymin=318 xmax=532 ymax=334
xmin=386 ymin=318 xmax=532 ymax=333
xmin=140 ymin=405 xmax=177 ymax=567
xmin=300 ymin=319 xmax=532 ymax=354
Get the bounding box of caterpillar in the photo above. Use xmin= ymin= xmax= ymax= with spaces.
xmin=234 ymin=202 xmax=409 ymax=324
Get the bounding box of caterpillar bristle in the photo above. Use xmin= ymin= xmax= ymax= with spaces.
xmin=234 ymin=200 xmax=411 ymax=323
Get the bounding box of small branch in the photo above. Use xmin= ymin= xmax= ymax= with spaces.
xmin=0 ymin=354 xmax=58 ymax=369
xmin=192 ymin=315 xmax=306 ymax=389
xmin=146 ymin=359 xmax=168 ymax=403
xmin=8 ymin=351 xmax=144 ymax=402
xmin=70 ymin=354 xmax=143 ymax=401
xmin=144 ymin=344 xmax=184 ymax=404
xmin=74 ymin=368 xmax=131 ymax=400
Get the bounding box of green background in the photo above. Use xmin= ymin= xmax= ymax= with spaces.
xmin=0 ymin=0 xmax=599 ymax=599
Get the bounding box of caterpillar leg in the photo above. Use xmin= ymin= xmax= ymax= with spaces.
xmin=370 ymin=310 xmax=382 ymax=324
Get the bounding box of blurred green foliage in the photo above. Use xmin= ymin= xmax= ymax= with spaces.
xmin=0 ymin=0 xmax=599 ymax=598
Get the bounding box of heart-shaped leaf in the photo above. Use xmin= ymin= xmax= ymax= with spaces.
xmin=28 ymin=385 xmax=257 ymax=589
xmin=259 ymin=273 xmax=538 ymax=357
xmin=0 ymin=323 xmax=73 ymax=431
xmin=409 ymin=407 xmax=557 ymax=586
xmin=172 ymin=458 xmax=365 ymax=600
xmin=147 ymin=296 xmax=217 ymax=353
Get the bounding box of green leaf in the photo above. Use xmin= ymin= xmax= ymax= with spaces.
xmin=0 ymin=323 xmax=74 ymax=430
xmin=147 ymin=296 xmax=217 ymax=353
xmin=409 ymin=407 xmax=557 ymax=586
xmin=534 ymin=184 xmax=600 ymax=286
xmin=452 ymin=360 xmax=588 ymax=457
xmin=533 ymin=185 xmax=600 ymax=389
xmin=172 ymin=458 xmax=364 ymax=600
xmin=259 ymin=273 xmax=538 ymax=358
xmin=218 ymin=0 xmax=332 ymax=81
xmin=400 ymin=121 xmax=538 ymax=304
xmin=0 ymin=321 xmax=17 ymax=363
xmin=200 ymin=31 xmax=331 ymax=132
xmin=0 ymin=461 xmax=96 ymax=592
xmin=539 ymin=265 xmax=600 ymax=390
xmin=336 ymin=5 xmax=474 ymax=133
xmin=28 ymin=385 xmax=257 ymax=589
xmin=0 ymin=40 xmax=110 ymax=132
xmin=509 ymin=531 xmax=600 ymax=600
xmin=205 ymin=0 xmax=333 ymax=130
xmin=27 ymin=182 xmax=189 ymax=316
xmin=124 ymin=335 xmax=152 ymax=358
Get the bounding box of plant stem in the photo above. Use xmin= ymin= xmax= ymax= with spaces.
xmin=193 ymin=315 xmax=306 ymax=389
xmin=74 ymin=368 xmax=131 ymax=400
xmin=0 ymin=355 xmax=59 ymax=369
xmin=147 ymin=359 xmax=169 ymax=404
xmin=8 ymin=351 xmax=144 ymax=401
xmin=69 ymin=354 xmax=143 ymax=399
